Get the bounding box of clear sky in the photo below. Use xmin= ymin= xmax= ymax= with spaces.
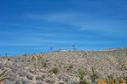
xmin=0 ymin=0 xmax=127 ymax=56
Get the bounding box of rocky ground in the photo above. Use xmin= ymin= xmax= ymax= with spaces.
xmin=0 ymin=48 xmax=127 ymax=84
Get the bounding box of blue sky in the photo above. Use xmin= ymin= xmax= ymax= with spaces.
xmin=0 ymin=0 xmax=127 ymax=56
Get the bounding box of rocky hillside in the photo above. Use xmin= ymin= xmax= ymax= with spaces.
xmin=0 ymin=48 xmax=127 ymax=84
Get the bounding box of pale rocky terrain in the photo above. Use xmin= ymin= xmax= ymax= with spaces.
xmin=0 ymin=48 xmax=127 ymax=84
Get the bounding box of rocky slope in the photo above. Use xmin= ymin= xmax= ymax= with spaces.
xmin=0 ymin=48 xmax=127 ymax=84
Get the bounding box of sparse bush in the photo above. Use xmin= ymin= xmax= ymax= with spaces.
xmin=0 ymin=70 xmax=8 ymax=81
xmin=90 ymin=67 xmax=99 ymax=83
xmin=79 ymin=79 xmax=91 ymax=84
xmin=41 ymin=62 xmax=47 ymax=67
xmin=69 ymin=64 xmax=73 ymax=69
xmin=67 ymin=64 xmax=73 ymax=71
xmin=78 ymin=69 xmax=86 ymax=81
xmin=106 ymin=75 xmax=126 ymax=84
xmin=78 ymin=68 xmax=91 ymax=84
xmin=32 ymin=56 xmax=39 ymax=73
xmin=49 ymin=67 xmax=59 ymax=74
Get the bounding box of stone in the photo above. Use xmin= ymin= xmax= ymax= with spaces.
xmin=26 ymin=73 xmax=33 ymax=80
